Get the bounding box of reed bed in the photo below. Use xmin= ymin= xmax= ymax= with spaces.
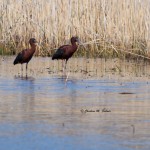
xmin=0 ymin=0 xmax=150 ymax=58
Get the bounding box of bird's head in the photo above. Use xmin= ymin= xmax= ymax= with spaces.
xmin=71 ymin=36 xmax=87 ymax=51
xmin=71 ymin=36 xmax=80 ymax=44
xmin=29 ymin=38 xmax=38 ymax=46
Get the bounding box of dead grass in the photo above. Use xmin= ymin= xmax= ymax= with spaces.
xmin=0 ymin=0 xmax=150 ymax=58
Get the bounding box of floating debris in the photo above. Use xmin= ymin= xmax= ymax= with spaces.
xmin=48 ymin=70 xmax=54 ymax=74
xmin=46 ymin=67 xmax=50 ymax=69
xmin=85 ymin=86 xmax=93 ymax=88
xmin=119 ymin=92 xmax=134 ymax=94
xmin=80 ymin=69 xmax=88 ymax=74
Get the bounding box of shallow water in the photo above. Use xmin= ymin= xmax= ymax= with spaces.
xmin=0 ymin=56 xmax=150 ymax=150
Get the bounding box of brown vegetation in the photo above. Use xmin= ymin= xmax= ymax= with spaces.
xmin=0 ymin=0 xmax=150 ymax=58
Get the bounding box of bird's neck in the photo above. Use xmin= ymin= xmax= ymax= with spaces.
xmin=30 ymin=45 xmax=36 ymax=53
xmin=71 ymin=42 xmax=78 ymax=52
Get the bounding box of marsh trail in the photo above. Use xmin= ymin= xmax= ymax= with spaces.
xmin=0 ymin=56 xmax=150 ymax=150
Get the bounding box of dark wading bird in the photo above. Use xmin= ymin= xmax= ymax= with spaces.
xmin=13 ymin=38 xmax=38 ymax=77
xmin=52 ymin=36 xmax=80 ymax=74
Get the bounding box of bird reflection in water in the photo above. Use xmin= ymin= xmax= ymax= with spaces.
xmin=14 ymin=75 xmax=35 ymax=81
xmin=14 ymin=75 xmax=36 ymax=121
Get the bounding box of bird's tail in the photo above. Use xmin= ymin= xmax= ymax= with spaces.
xmin=52 ymin=54 xmax=57 ymax=60
xmin=52 ymin=50 xmax=63 ymax=60
xmin=13 ymin=58 xmax=18 ymax=65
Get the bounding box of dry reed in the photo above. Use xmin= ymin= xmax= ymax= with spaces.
xmin=0 ymin=0 xmax=150 ymax=58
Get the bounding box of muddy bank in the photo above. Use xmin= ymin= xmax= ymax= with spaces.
xmin=1 ymin=56 xmax=150 ymax=80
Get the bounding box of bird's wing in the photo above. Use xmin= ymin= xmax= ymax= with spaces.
xmin=13 ymin=49 xmax=26 ymax=64
xmin=52 ymin=48 xmax=64 ymax=60
xmin=52 ymin=45 xmax=70 ymax=60
xmin=58 ymin=45 xmax=70 ymax=49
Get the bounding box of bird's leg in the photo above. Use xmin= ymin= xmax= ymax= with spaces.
xmin=65 ymin=60 xmax=67 ymax=70
xmin=26 ymin=63 xmax=28 ymax=78
xmin=21 ymin=64 xmax=23 ymax=77
xmin=64 ymin=60 xmax=68 ymax=76
xmin=62 ymin=60 xmax=64 ymax=73
xmin=65 ymin=60 xmax=70 ymax=82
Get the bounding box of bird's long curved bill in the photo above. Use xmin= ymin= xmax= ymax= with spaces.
xmin=78 ymin=40 xmax=87 ymax=51
xmin=34 ymin=40 xmax=38 ymax=45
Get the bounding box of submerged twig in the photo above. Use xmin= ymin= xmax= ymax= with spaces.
xmin=119 ymin=49 xmax=150 ymax=60
xmin=111 ymin=45 xmax=118 ymax=54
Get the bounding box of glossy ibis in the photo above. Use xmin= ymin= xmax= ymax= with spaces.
xmin=13 ymin=38 xmax=38 ymax=76
xmin=52 ymin=36 xmax=79 ymax=73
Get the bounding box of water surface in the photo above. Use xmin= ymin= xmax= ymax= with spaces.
xmin=0 ymin=56 xmax=150 ymax=150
